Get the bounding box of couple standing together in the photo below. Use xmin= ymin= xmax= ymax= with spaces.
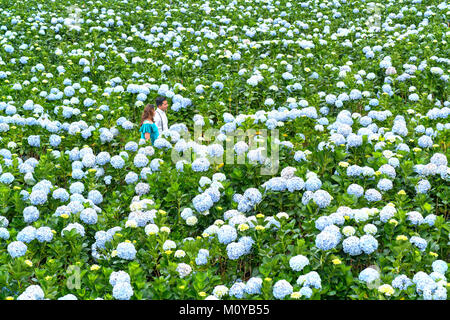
xmin=139 ymin=96 xmax=169 ymax=144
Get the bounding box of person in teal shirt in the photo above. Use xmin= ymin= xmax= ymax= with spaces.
xmin=139 ymin=104 xmax=159 ymax=144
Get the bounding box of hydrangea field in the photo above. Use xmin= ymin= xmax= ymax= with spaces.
xmin=0 ymin=0 xmax=449 ymax=301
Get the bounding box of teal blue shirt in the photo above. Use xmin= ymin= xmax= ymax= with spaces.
xmin=140 ymin=120 xmax=159 ymax=144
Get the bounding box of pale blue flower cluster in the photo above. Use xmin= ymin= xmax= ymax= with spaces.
xmin=7 ymin=241 xmax=27 ymax=258
xmin=80 ymin=208 xmax=98 ymax=225
xmin=289 ymin=255 xmax=310 ymax=271
xmin=245 ymin=277 xmax=262 ymax=295
xmin=237 ymin=188 xmax=262 ymax=212
xmin=116 ymin=242 xmax=137 ymax=260
xmin=17 ymin=285 xmax=45 ymax=300
xmin=195 ymin=249 xmax=209 ymax=265
xmin=359 ymin=267 xmax=379 ymax=283
xmin=431 ymin=260 xmax=448 ymax=274
xmin=217 ymin=225 xmax=237 ymax=244
xmin=392 ymin=275 xmax=413 ymax=291
xmin=23 ymin=206 xmax=39 ymax=223
xmin=347 ymin=183 xmax=364 ymax=197
xmin=297 ymin=271 xmax=322 ymax=289
xmin=229 ymin=281 xmax=246 ymax=299
xmin=315 ymin=229 xmax=341 ymax=251
xmin=192 ymin=193 xmax=213 ymax=213
xmin=62 ymin=223 xmax=85 ymax=237
xmin=272 ymin=280 xmax=293 ymax=299
xmin=342 ymin=236 xmax=362 ymax=256
xmin=410 ymin=236 xmax=427 ymax=251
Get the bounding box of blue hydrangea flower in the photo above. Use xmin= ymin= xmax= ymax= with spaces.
xmin=245 ymin=277 xmax=262 ymax=295
xmin=181 ymin=208 xmax=194 ymax=220
xmin=359 ymin=267 xmax=380 ymax=283
xmin=364 ymin=189 xmax=382 ymax=202
xmin=28 ymin=135 xmax=40 ymax=147
xmin=69 ymin=182 xmax=85 ymax=194
xmin=313 ymin=190 xmax=332 ymax=208
xmin=342 ymin=236 xmax=362 ymax=256
xmin=415 ymin=179 xmax=431 ymax=194
xmin=52 ymin=188 xmax=70 ymax=202
xmin=238 ymin=236 xmax=254 ymax=254
xmin=423 ymin=286 xmax=447 ymax=300
xmin=392 ymin=275 xmax=413 ymax=291
xmin=315 ymin=230 xmax=340 ymax=251
xmin=305 ymin=177 xmax=322 ymax=191
xmin=49 ymin=134 xmax=61 ymax=147
xmin=289 ymin=255 xmax=309 ymax=271
xmin=195 ymin=249 xmax=209 ymax=265
xmin=7 ymin=241 xmax=27 ymax=258
xmin=229 ymin=282 xmax=246 ymax=299
xmin=359 ymin=235 xmax=378 ymax=254
xmin=204 ymin=187 xmax=221 ymax=203
xmin=297 ymin=271 xmax=322 ymax=289
xmin=110 ymin=155 xmax=125 ymax=169
xmin=273 ymin=280 xmax=293 ymax=299
xmin=286 ymin=177 xmax=305 ymax=192
xmin=88 ymin=190 xmax=103 ymax=205
xmin=263 ymin=177 xmax=286 ymax=192
xmin=153 ymin=138 xmax=172 ymax=149
xmin=410 ymin=236 xmax=427 ymax=251
xmin=431 ymin=260 xmax=448 ymax=274
xmin=23 ymin=206 xmax=39 ymax=224
xmin=36 ymin=227 xmax=53 ymax=242
xmin=62 ymin=223 xmax=85 ymax=237
xmin=315 ymin=216 xmax=334 ymax=231
xmin=192 ymin=193 xmax=213 ymax=213
xmin=113 ymin=282 xmax=134 ymax=300
xmin=407 ymin=211 xmax=423 ymax=225
xmin=347 ymin=165 xmax=363 ymax=177
xmin=347 ymin=184 xmax=364 ymax=198
xmin=80 ymin=208 xmax=98 ymax=225
xmin=379 ymin=205 xmax=396 ymax=223
xmin=96 ymin=152 xmax=111 ymax=165
xmin=150 ymin=159 xmax=163 ymax=172
xmin=17 ymin=226 xmax=36 ymax=243
xmin=226 ymin=242 xmax=245 ymax=260
xmin=109 ymin=271 xmax=131 ymax=286
xmin=421 ymin=214 xmax=436 ymax=227
xmin=125 ymin=172 xmax=139 ymax=184
xmin=133 ymin=154 xmax=149 ymax=168
xmin=191 ymin=157 xmax=210 ymax=172
xmin=116 ymin=242 xmax=137 ymax=260
xmin=377 ymin=178 xmax=393 ymax=192
xmin=217 ymin=225 xmax=237 ymax=244
xmin=300 ymin=286 xmax=313 ymax=298
xmin=418 ymin=135 xmax=433 ymax=148
xmin=17 ymin=285 xmax=45 ymax=300
xmin=294 ymin=151 xmax=307 ymax=162
xmin=430 ymin=153 xmax=448 ymax=167
xmin=29 ymin=190 xmax=48 ymax=206
xmin=0 ymin=227 xmax=10 ymax=240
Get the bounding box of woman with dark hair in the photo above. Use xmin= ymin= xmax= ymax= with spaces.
xmin=139 ymin=104 xmax=159 ymax=144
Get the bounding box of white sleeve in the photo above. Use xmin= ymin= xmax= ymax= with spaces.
xmin=154 ymin=112 xmax=162 ymax=132
xmin=163 ymin=113 xmax=168 ymax=131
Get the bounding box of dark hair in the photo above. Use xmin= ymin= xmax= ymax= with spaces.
xmin=155 ymin=96 xmax=167 ymax=107
xmin=140 ymin=104 xmax=155 ymax=126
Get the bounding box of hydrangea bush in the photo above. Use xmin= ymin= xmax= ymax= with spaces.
xmin=0 ymin=0 xmax=448 ymax=300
